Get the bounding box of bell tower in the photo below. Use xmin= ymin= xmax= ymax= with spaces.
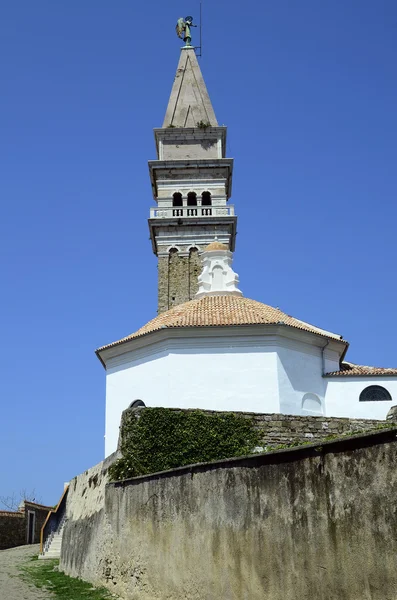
xmin=148 ymin=47 xmax=237 ymax=313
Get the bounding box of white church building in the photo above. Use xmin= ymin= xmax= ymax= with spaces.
xmin=96 ymin=48 xmax=397 ymax=457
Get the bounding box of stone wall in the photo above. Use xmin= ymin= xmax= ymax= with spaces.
xmin=0 ymin=512 xmax=25 ymax=550
xmin=60 ymin=428 xmax=397 ymax=600
xmin=168 ymin=249 xmax=189 ymax=309
xmin=241 ymin=411 xmax=388 ymax=447
xmin=188 ymin=247 xmax=200 ymax=299
xmin=119 ymin=406 xmax=390 ymax=450
xmin=0 ymin=503 xmax=51 ymax=550
xmin=158 ymin=248 xmax=202 ymax=314
xmin=157 ymin=255 xmax=169 ymax=314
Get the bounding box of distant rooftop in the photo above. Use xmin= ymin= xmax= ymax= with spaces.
xmin=326 ymin=361 xmax=397 ymax=377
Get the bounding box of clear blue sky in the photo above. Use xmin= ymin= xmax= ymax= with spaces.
xmin=1 ymin=1 xmax=396 ymax=507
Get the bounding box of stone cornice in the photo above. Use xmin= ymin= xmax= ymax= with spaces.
xmin=148 ymin=159 xmax=234 ymax=199
xmin=153 ymin=127 xmax=227 ymax=159
xmin=148 ymin=216 xmax=237 ymax=254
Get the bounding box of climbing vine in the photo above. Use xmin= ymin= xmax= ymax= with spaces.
xmin=108 ymin=408 xmax=260 ymax=481
xmin=196 ymin=120 xmax=211 ymax=129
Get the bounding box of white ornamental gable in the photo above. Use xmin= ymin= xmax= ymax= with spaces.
xmin=196 ymin=243 xmax=242 ymax=298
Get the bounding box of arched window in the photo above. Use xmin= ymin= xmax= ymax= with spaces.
xmin=172 ymin=192 xmax=183 ymax=207
xmin=187 ymin=192 xmax=197 ymax=206
xmin=129 ymin=399 xmax=146 ymax=409
xmin=201 ymin=191 xmax=212 ymax=206
xmin=359 ymin=386 xmax=392 ymax=402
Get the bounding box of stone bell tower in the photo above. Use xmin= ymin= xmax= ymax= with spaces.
xmin=148 ymin=47 xmax=237 ymax=313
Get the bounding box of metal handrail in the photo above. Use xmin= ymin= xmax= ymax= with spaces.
xmin=40 ymin=485 xmax=69 ymax=554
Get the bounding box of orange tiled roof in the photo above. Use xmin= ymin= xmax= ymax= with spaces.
xmin=326 ymin=361 xmax=397 ymax=377
xmin=97 ymin=295 xmax=345 ymax=352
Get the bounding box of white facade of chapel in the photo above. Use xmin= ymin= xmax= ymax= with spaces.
xmin=102 ymin=326 xmax=397 ymax=456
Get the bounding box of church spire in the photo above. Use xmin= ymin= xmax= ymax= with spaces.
xmin=148 ymin=46 xmax=237 ymax=314
xmin=163 ymin=48 xmax=218 ymax=128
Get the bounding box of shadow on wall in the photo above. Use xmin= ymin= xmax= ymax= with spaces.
xmin=277 ymin=348 xmax=325 ymax=415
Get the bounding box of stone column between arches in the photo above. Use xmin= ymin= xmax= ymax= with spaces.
xmin=188 ymin=248 xmax=201 ymax=300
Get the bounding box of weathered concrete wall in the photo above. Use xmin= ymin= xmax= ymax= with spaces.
xmin=0 ymin=512 xmax=25 ymax=550
xmin=61 ymin=452 xmax=119 ymax=577
xmin=61 ymin=429 xmax=397 ymax=600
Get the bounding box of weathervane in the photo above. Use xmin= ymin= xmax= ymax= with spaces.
xmin=176 ymin=16 xmax=197 ymax=48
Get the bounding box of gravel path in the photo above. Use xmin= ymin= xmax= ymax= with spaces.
xmin=0 ymin=545 xmax=52 ymax=600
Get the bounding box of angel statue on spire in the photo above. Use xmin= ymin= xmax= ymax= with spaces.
xmin=176 ymin=16 xmax=197 ymax=47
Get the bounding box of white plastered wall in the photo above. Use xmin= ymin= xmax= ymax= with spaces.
xmin=103 ymin=333 xmax=336 ymax=456
xmin=105 ymin=340 xmax=280 ymax=456
xmin=324 ymin=377 xmax=397 ymax=419
xmin=277 ymin=344 xmax=326 ymax=416
xmin=103 ymin=331 xmax=396 ymax=457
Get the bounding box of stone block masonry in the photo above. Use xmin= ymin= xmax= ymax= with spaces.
xmin=244 ymin=411 xmax=389 ymax=447
xmin=119 ymin=406 xmax=391 ymax=450
xmin=0 ymin=512 xmax=25 ymax=550
xmin=168 ymin=249 xmax=189 ymax=308
xmin=157 ymin=255 xmax=169 ymax=314
xmin=158 ymin=247 xmax=202 ymax=313
xmin=188 ymin=247 xmax=200 ymax=299
xmin=0 ymin=502 xmax=51 ymax=550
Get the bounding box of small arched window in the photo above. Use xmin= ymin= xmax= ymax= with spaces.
xmin=187 ymin=192 xmax=197 ymax=206
xmin=129 ymin=399 xmax=146 ymax=409
xmin=201 ymin=191 xmax=212 ymax=206
xmin=359 ymin=386 xmax=392 ymax=402
xmin=173 ymin=192 xmax=183 ymax=207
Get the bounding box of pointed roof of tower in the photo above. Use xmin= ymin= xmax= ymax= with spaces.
xmin=163 ymin=48 xmax=218 ymax=128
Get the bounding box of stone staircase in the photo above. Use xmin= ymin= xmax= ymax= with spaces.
xmin=39 ymin=514 xmax=66 ymax=559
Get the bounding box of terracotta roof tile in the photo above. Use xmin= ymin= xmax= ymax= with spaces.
xmin=326 ymin=361 xmax=397 ymax=377
xmin=97 ymin=295 xmax=344 ymax=352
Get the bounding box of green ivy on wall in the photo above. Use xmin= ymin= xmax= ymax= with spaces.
xmin=108 ymin=408 xmax=260 ymax=481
